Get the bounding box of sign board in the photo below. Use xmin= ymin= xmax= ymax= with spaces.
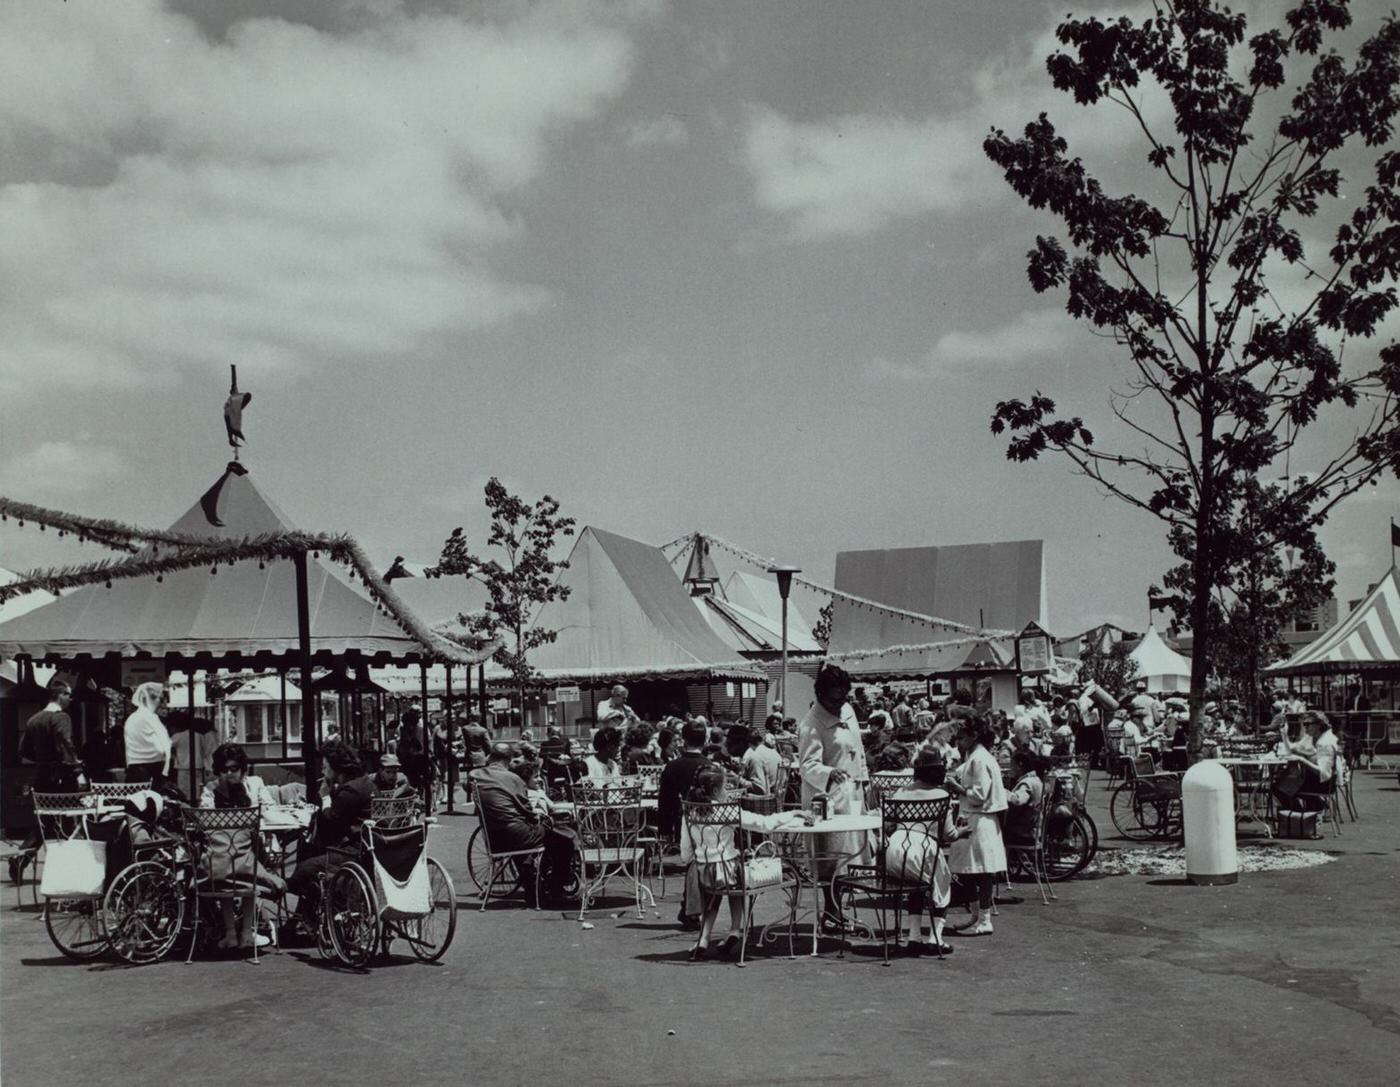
xmin=121 ymin=659 xmax=167 ymax=689
xmin=554 ymin=685 xmax=581 ymax=704
xmin=1015 ymin=622 xmax=1053 ymax=675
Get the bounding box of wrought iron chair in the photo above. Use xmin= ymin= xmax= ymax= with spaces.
xmin=32 ymin=791 xmax=107 ymax=958
xmin=1005 ymin=782 xmax=1058 ymax=905
xmin=89 ymin=781 xmax=148 ymax=801
xmin=574 ymin=783 xmax=654 ymax=920
xmin=181 ymin=805 xmax=276 ymax=964
xmin=834 ymin=794 xmax=953 ymax=963
xmin=370 ymin=795 xmax=420 ymax=830
xmin=682 ymin=799 xmax=798 ymax=965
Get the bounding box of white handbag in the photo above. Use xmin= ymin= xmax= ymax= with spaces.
xmin=40 ymin=840 xmax=107 ymax=898
xmin=742 ymin=842 xmax=784 ymax=889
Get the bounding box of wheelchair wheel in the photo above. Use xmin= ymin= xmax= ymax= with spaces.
xmin=409 ymin=857 xmax=458 ymax=962
xmin=1044 ymin=813 xmax=1094 ymax=881
xmin=44 ymin=897 xmax=108 ymax=961
xmin=467 ymin=826 xmax=522 ymax=896
xmin=104 ymin=862 xmax=185 ymax=965
xmin=1109 ymin=784 xmax=1160 ymax=842
xmin=323 ymin=863 xmax=379 ymax=967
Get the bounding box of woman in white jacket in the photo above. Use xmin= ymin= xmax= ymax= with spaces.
xmin=124 ymin=682 xmax=173 ymax=791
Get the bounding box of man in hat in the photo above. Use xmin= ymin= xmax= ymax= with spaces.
xmin=1129 ymin=680 xmax=1163 ymax=741
xmin=373 ymin=753 xmax=414 ymax=797
xmin=471 ymin=741 xmax=576 ymax=905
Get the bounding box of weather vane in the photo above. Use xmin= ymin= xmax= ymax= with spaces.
xmin=222 ymin=364 xmax=252 ymax=461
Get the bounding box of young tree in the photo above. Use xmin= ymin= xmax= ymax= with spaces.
xmin=1079 ymin=636 xmax=1140 ymax=696
xmin=429 ymin=479 xmax=575 ymax=728
xmin=984 ymin=1 xmax=1400 ymax=753
xmin=1196 ymin=480 xmax=1335 ymax=724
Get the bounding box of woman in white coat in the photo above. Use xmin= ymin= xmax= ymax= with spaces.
xmin=796 ymin=664 xmax=870 ymax=924
xmin=124 ymin=682 xmax=173 ymax=792
xmin=945 ymin=715 xmax=1007 ymax=936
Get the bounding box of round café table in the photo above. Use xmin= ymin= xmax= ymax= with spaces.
xmin=775 ymin=813 xmax=882 ymax=956
xmin=1212 ymin=756 xmax=1289 ymax=836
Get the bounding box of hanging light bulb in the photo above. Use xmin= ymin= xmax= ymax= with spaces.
xmin=211 ymin=565 xmax=218 ymax=576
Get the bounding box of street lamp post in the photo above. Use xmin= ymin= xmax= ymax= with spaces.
xmin=768 ymin=564 xmax=801 ymax=714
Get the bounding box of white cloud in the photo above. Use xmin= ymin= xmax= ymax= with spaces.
xmin=0 ymin=0 xmax=643 ymax=401
xmin=864 ymin=308 xmax=1084 ymax=381
xmin=0 ymin=441 xmax=128 ymax=497
xmin=624 ymin=115 xmax=690 ymax=147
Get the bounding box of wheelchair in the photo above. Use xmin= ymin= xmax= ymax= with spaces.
xmin=315 ymin=799 xmax=457 ymax=967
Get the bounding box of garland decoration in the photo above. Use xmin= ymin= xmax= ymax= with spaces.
xmin=664 ymin=532 xmax=1015 ymax=638
xmin=0 ymin=502 xmax=491 ymax=665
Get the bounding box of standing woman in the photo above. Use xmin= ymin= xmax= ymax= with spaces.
xmin=944 ymin=715 xmax=1007 ymax=936
xmin=124 ymin=682 xmax=173 ymax=792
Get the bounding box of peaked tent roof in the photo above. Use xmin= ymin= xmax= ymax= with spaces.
xmin=693 ymin=594 xmax=823 ymax=654
xmin=826 ymin=540 xmax=1044 ymax=678
xmin=721 ymin=571 xmax=814 ymax=638
xmin=0 ymin=566 xmax=56 ymax=627
xmin=1128 ymin=626 xmax=1191 ymax=691
xmin=1269 ymin=567 xmax=1400 ymax=674
xmin=224 ymin=673 xmax=304 ymax=704
xmin=524 ymin=527 xmax=762 ymax=684
xmin=0 ymin=464 xmax=470 ymax=666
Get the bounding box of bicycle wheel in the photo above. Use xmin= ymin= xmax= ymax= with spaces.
xmin=44 ymin=897 xmax=108 ymax=961
xmin=104 ymin=862 xmax=185 ymax=965
xmin=1078 ymin=808 xmax=1099 ymax=856
xmin=1109 ymin=784 xmax=1159 ymax=842
xmin=467 ymin=827 xmax=522 ymax=896
xmin=1044 ymin=815 xmax=1093 ymax=881
xmin=324 ymin=863 xmax=379 ymax=968
xmin=409 ymin=857 xmax=458 ymax=962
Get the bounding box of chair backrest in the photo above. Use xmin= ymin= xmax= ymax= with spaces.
xmin=182 ymin=805 xmax=260 ymax=886
xmin=871 ymin=771 xmax=915 ymax=802
xmin=881 ymin=795 xmax=952 ymax=842
xmin=363 ymin=822 xmax=427 ymax=883
xmin=681 ymin=799 xmax=742 ymax=874
xmin=1129 ymin=754 xmax=1156 ymax=780
xmin=31 ymin=792 xmax=95 ymax=842
xmin=90 ymin=782 xmax=146 ymax=799
xmin=575 ymin=785 xmax=643 ymax=851
xmin=633 ymin=764 xmax=663 ymax=793
xmin=370 ymin=795 xmax=419 ymax=829
xmin=1046 ymin=755 xmax=1092 ymax=808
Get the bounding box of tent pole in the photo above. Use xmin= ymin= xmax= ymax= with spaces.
xmin=188 ymin=666 xmax=197 ymax=802
xmin=420 ymin=660 xmax=430 ymax=812
xmin=294 ymin=551 xmax=318 ymax=793
xmin=444 ymin=664 xmax=455 ymax=814
xmin=280 ymin=669 xmax=289 ymax=762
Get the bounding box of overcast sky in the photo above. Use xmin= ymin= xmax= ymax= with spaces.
xmin=2 ymin=0 xmax=1398 ymax=636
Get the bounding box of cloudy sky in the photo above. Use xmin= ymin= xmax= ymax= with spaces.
xmin=2 ymin=0 xmax=1397 ymax=635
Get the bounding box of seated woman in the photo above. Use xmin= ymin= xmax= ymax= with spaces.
xmin=1274 ymin=711 xmax=1341 ymax=813
xmin=197 ymin=742 xmax=282 ymax=950
xmin=199 ymin=743 xmax=278 ymax=809
xmin=583 ymin=725 xmax=624 ymax=785
xmin=1002 ymin=748 xmax=1045 ymax=847
xmin=287 ymin=741 xmax=375 ymax=933
xmin=888 ymin=747 xmax=970 ymax=956
xmin=621 ymin=724 xmax=659 ymax=774
xmin=679 ymin=765 xmax=805 ymax=960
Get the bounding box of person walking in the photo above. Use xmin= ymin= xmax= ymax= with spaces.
xmin=124 ymin=682 xmax=173 ymax=793
xmin=11 ymin=680 xmax=83 ymax=883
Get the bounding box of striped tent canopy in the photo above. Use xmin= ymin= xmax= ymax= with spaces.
xmin=1268 ymin=568 xmax=1400 ymax=674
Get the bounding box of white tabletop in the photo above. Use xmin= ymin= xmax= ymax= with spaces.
xmin=776 ymin=813 xmax=881 ymax=835
xmin=1213 ymin=756 xmax=1289 ymax=766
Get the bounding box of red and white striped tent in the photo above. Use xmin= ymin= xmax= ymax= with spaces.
xmin=1269 ymin=568 xmax=1400 ymax=674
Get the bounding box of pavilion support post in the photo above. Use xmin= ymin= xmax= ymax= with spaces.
xmin=294 ymin=550 xmax=317 ymax=793
xmin=478 ymin=663 xmax=487 ymax=727
xmin=280 ymin=669 xmax=289 ymax=762
xmin=420 ymin=660 xmax=431 ymax=813
xmin=188 ymin=667 xmax=198 ymax=801
xmin=444 ymin=664 xmax=455 ymax=813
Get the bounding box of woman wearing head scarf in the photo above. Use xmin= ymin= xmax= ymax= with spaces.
xmin=124 ymin=682 xmax=173 ymax=791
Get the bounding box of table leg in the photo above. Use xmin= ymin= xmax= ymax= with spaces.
xmin=809 ymin=836 xmax=821 ymax=956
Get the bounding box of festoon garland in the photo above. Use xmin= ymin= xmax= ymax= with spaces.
xmin=0 ymin=497 xmax=492 ymax=665
xmin=664 ymin=532 xmax=1016 ymax=639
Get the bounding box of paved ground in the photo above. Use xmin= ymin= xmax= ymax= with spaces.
xmin=2 ymin=769 xmax=1397 ymax=1087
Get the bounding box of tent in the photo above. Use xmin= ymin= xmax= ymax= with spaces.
xmin=0 ymin=463 xmax=470 ymax=667
xmin=0 ymin=567 xmax=56 ymax=686
xmin=1128 ymin=626 xmax=1191 ymax=692
xmin=1268 ymin=568 xmax=1400 ymax=674
xmin=524 ymin=526 xmax=762 ymax=684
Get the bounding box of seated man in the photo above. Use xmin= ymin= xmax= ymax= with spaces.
xmin=471 ymin=742 xmax=577 ymax=904
xmin=288 ymin=740 xmax=375 ymax=931
xmin=372 ymin=753 xmax=415 ymax=797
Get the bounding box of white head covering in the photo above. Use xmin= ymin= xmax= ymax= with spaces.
xmin=133 ymin=682 xmax=165 ymax=714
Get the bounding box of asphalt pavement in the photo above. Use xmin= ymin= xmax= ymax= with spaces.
xmin=2 ymin=767 xmax=1397 ymax=1087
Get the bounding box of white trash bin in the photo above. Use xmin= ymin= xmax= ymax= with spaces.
xmin=1183 ymin=760 xmax=1238 ymax=886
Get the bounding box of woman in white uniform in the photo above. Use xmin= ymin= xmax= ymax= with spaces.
xmin=796 ymin=664 xmax=870 ymax=924
xmin=945 ymin=715 xmax=1007 ymax=936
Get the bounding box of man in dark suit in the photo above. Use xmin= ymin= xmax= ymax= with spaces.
xmin=656 ymin=720 xmax=713 ymax=929
xmin=288 ymin=740 xmax=375 ymax=931
xmin=472 ymin=743 xmax=576 ymax=904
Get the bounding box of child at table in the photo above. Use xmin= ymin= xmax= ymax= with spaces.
xmin=888 ymin=748 xmax=970 ymax=955
xmin=680 ymin=766 xmax=805 ymax=960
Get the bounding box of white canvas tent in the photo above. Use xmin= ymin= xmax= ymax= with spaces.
xmin=1129 ymin=626 xmax=1191 ymax=692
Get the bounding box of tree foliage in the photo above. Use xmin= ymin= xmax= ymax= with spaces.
xmin=1078 ymin=635 xmax=1140 ymax=696
xmin=983 ymin=0 xmax=1400 ymax=750
xmin=811 ymin=600 xmax=834 ymax=649
xmin=430 ymin=478 xmax=575 ymax=687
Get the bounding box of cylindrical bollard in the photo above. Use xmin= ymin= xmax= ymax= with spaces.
xmin=1182 ymin=760 xmax=1238 ymax=885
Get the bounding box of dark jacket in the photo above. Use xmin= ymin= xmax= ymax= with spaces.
xmin=657 ymin=752 xmax=711 ymax=839
xmin=20 ymin=709 xmax=78 ymax=767
xmin=471 ymin=765 xmax=544 ymax=853
xmin=315 ymin=774 xmax=374 ymax=851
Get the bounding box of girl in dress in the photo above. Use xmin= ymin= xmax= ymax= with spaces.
xmin=944 ymin=715 xmax=1008 ymax=936
xmin=679 ymin=766 xmax=804 ymax=960
xmin=888 ymin=748 xmax=970 ymax=955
